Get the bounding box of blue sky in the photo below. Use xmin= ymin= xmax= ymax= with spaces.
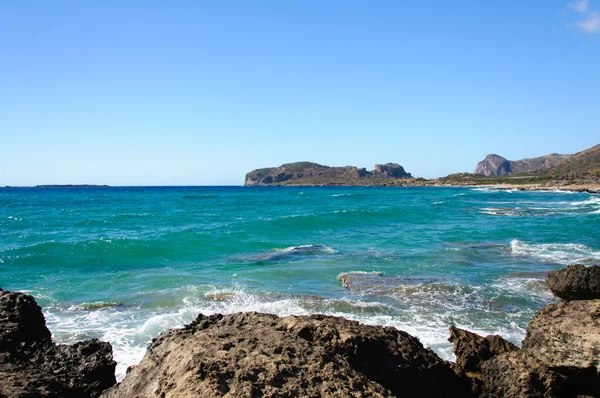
xmin=1 ymin=1 xmax=598 ymax=185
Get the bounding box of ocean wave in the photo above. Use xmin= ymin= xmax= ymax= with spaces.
xmin=41 ymin=275 xmax=553 ymax=382
xmin=274 ymin=244 xmax=338 ymax=254
xmin=510 ymin=239 xmax=600 ymax=265
xmin=571 ymin=197 xmax=600 ymax=207
xmin=471 ymin=187 xmax=517 ymax=193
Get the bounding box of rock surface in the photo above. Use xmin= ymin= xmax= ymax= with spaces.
xmin=480 ymin=300 xmax=600 ymax=397
xmin=475 ymin=154 xmax=512 ymax=177
xmin=547 ymin=264 xmax=600 ymax=301
xmin=244 ymin=162 xmax=412 ymax=186
xmin=448 ymin=326 xmax=518 ymax=374
xmin=0 ymin=287 xmax=117 ymax=398
xmin=102 ymin=312 xmax=472 ymax=398
xmin=474 ymin=153 xmax=571 ymax=176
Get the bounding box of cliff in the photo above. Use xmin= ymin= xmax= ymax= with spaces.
xmin=245 ymin=162 xmax=412 ymax=186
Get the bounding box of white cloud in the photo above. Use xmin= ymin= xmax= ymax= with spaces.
xmin=569 ymin=0 xmax=589 ymax=12
xmin=577 ymin=12 xmax=600 ymax=32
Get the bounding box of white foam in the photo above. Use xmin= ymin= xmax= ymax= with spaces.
xmin=571 ymin=197 xmax=600 ymax=207
xmin=337 ymin=270 xmax=384 ymax=278
xmin=41 ymin=276 xmax=550 ymax=382
xmin=274 ymin=244 xmax=338 ymax=254
xmin=510 ymin=239 xmax=600 ymax=264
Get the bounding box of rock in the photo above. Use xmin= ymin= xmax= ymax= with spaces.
xmin=448 ymin=326 xmax=518 ymax=374
xmin=475 ymin=154 xmax=512 ymax=176
xmin=102 ymin=312 xmax=472 ymax=398
xmin=372 ymin=163 xmax=412 ymax=178
xmin=480 ymin=300 xmax=600 ymax=397
xmin=0 ymin=286 xmax=51 ymax=349
xmin=0 ymin=288 xmax=117 ymax=398
xmin=244 ymin=162 xmax=413 ymax=186
xmin=547 ymin=264 xmax=600 ymax=301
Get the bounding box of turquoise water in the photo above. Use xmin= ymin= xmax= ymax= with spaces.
xmin=1 ymin=186 xmax=599 ymax=379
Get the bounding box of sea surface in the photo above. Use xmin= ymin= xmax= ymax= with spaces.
xmin=1 ymin=186 xmax=599 ymax=379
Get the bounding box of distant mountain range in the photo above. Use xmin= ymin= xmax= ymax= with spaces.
xmin=474 ymin=154 xmax=571 ymax=176
xmin=474 ymin=144 xmax=600 ymax=179
xmin=244 ymin=144 xmax=600 ymax=187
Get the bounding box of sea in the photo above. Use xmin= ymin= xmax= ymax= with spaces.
xmin=1 ymin=186 xmax=599 ymax=380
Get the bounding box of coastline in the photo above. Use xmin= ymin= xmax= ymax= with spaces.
xmin=244 ymin=180 xmax=600 ymax=193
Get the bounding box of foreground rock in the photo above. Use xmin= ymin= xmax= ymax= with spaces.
xmin=547 ymin=264 xmax=600 ymax=301
xmin=103 ymin=312 xmax=471 ymax=398
xmin=481 ymin=300 xmax=600 ymax=397
xmin=0 ymin=287 xmax=116 ymax=398
xmin=448 ymin=326 xmax=518 ymax=374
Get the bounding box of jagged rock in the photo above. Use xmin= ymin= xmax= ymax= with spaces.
xmin=0 ymin=286 xmax=51 ymax=349
xmin=547 ymin=264 xmax=600 ymax=301
xmin=102 ymin=312 xmax=472 ymax=398
xmin=475 ymin=155 xmax=512 ymax=176
xmin=448 ymin=326 xmax=518 ymax=374
xmin=0 ymin=288 xmax=117 ymax=398
xmin=244 ymin=161 xmax=412 ymax=186
xmin=480 ymin=300 xmax=600 ymax=397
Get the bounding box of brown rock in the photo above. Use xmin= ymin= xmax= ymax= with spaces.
xmin=547 ymin=264 xmax=600 ymax=301
xmin=480 ymin=300 xmax=600 ymax=397
xmin=0 ymin=288 xmax=117 ymax=398
xmin=448 ymin=326 xmax=518 ymax=374
xmin=102 ymin=312 xmax=472 ymax=398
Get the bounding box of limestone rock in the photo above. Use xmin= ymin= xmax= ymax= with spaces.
xmin=372 ymin=163 xmax=411 ymax=178
xmin=448 ymin=326 xmax=518 ymax=374
xmin=474 ymin=155 xmax=512 ymax=176
xmin=0 ymin=286 xmax=51 ymax=349
xmin=0 ymin=287 xmax=117 ymax=398
xmin=480 ymin=300 xmax=600 ymax=397
xmin=102 ymin=312 xmax=472 ymax=398
xmin=547 ymin=264 xmax=600 ymax=301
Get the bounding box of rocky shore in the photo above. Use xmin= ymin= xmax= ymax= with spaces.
xmin=1 ymin=264 xmax=599 ymax=397
xmin=0 ymin=288 xmax=116 ymax=397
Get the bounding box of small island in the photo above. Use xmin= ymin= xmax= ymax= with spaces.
xmin=35 ymin=185 xmax=111 ymax=188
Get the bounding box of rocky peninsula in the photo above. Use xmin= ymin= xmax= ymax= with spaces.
xmin=244 ymin=144 xmax=600 ymax=192
xmin=2 ymin=263 xmax=599 ymax=397
xmin=245 ymin=162 xmax=412 ymax=186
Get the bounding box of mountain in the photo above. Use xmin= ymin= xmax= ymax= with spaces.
xmin=244 ymin=162 xmax=412 ymax=186
xmin=544 ymin=144 xmax=600 ymax=179
xmin=474 ymin=153 xmax=572 ymax=176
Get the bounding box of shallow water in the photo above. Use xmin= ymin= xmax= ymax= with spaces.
xmin=1 ymin=186 xmax=599 ymax=379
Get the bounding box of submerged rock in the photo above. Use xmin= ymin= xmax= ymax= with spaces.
xmin=481 ymin=300 xmax=600 ymax=397
xmin=102 ymin=312 xmax=472 ymax=398
xmin=0 ymin=287 xmax=117 ymax=398
xmin=547 ymin=264 xmax=600 ymax=301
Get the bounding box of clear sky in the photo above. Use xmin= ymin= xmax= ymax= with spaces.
xmin=1 ymin=1 xmax=598 ymax=185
